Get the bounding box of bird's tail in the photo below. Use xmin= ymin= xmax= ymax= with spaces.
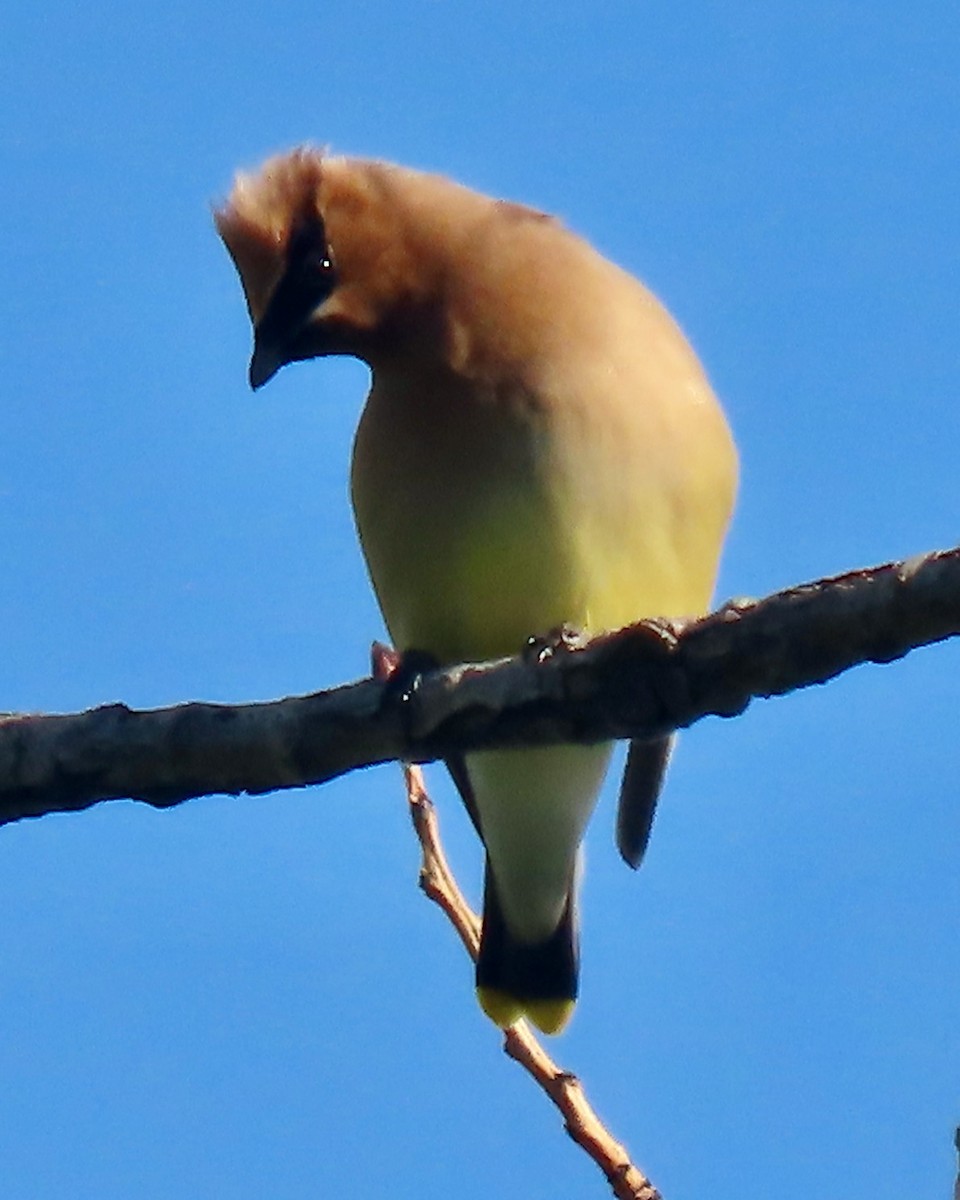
xmin=475 ymin=859 xmax=578 ymax=1036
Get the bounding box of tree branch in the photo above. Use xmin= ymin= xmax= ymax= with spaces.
xmin=1 ymin=546 xmax=958 ymax=827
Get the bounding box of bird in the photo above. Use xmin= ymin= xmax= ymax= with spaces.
xmin=215 ymin=147 xmax=738 ymax=1035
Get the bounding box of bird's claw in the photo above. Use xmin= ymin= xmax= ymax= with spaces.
xmin=374 ymin=644 xmax=441 ymax=710
xmin=523 ymin=624 xmax=587 ymax=665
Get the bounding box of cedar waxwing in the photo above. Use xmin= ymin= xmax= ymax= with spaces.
xmin=215 ymin=148 xmax=737 ymax=1035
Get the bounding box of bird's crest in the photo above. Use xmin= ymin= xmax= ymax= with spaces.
xmin=214 ymin=147 xmax=327 ymax=323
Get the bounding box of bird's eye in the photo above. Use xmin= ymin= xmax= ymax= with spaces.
xmin=299 ymin=248 xmax=335 ymax=280
xmin=287 ymin=218 xmax=335 ymax=279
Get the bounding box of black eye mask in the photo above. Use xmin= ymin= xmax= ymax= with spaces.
xmin=255 ymin=217 xmax=338 ymax=348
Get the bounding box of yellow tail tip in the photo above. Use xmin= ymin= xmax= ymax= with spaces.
xmin=477 ymin=987 xmax=575 ymax=1035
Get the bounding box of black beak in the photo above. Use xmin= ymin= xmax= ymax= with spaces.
xmin=248 ymin=333 xmax=284 ymax=390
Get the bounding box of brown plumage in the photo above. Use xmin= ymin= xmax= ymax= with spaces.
xmin=216 ymin=147 xmax=737 ymax=1033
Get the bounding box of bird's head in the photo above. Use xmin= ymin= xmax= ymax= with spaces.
xmin=215 ymin=147 xmax=474 ymax=388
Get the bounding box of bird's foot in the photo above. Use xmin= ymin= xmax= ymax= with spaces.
xmin=371 ymin=641 xmax=440 ymax=706
xmin=523 ymin=623 xmax=588 ymax=665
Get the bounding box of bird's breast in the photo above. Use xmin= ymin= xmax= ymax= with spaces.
xmin=350 ymin=375 xmax=581 ymax=662
xmin=350 ymin=363 xmax=732 ymax=666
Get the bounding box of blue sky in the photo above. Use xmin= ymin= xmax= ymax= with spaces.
xmin=2 ymin=3 xmax=958 ymax=1197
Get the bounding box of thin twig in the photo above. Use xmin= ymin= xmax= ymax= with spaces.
xmin=373 ymin=621 xmax=661 ymax=1196
xmin=402 ymin=761 xmax=662 ymax=1200
xmin=404 ymin=762 xmax=479 ymax=956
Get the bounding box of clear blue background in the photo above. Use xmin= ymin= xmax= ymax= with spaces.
xmin=1 ymin=3 xmax=958 ymax=1198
